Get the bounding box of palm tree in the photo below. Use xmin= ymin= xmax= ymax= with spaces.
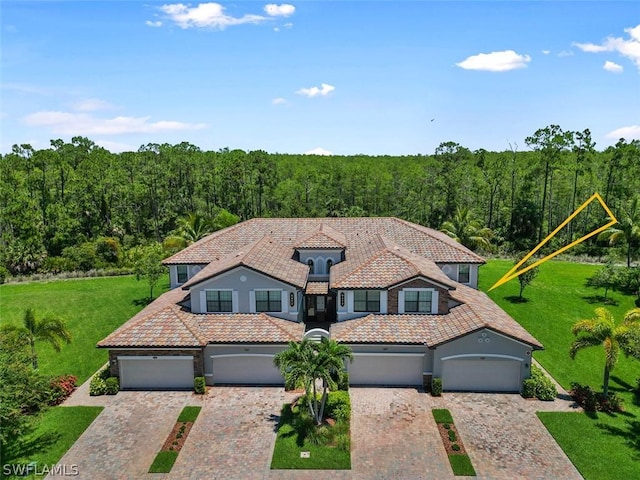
xmin=598 ymin=197 xmax=640 ymax=267
xmin=1 ymin=308 xmax=72 ymax=369
xmin=570 ymin=307 xmax=640 ymax=397
xmin=440 ymin=207 xmax=494 ymax=252
xmin=164 ymin=212 xmax=214 ymax=250
xmin=274 ymin=338 xmax=352 ymax=425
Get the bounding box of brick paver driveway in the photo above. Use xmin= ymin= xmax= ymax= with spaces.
xmin=57 ymin=383 xmax=583 ymax=480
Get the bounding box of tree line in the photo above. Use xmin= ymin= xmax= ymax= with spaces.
xmin=1 ymin=125 xmax=639 ymax=278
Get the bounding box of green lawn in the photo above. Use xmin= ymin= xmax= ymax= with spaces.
xmin=0 ymin=406 xmax=103 ymax=480
xmin=480 ymin=259 xmax=640 ymax=480
xmin=271 ymin=404 xmax=351 ymax=470
xmin=0 ymin=274 xmax=169 ymax=383
xmin=148 ymin=451 xmax=178 ymax=473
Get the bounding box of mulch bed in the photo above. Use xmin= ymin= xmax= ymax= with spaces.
xmin=161 ymin=421 xmax=194 ymax=453
xmin=437 ymin=422 xmax=467 ymax=455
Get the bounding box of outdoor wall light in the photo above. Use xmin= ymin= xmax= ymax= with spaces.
xmin=289 ymin=292 xmax=295 ymax=307
xmin=340 ymin=292 xmax=345 ymax=307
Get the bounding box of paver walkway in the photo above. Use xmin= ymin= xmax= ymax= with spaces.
xmin=53 ymin=380 xmax=583 ymax=480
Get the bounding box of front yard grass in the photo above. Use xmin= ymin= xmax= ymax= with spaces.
xmin=481 ymin=259 xmax=640 ymax=480
xmin=148 ymin=451 xmax=179 ymax=473
xmin=0 ymin=274 xmax=169 ymax=383
xmin=0 ymin=406 xmax=103 ymax=480
xmin=448 ymin=454 xmax=477 ymax=476
xmin=148 ymin=406 xmax=202 ymax=473
xmin=271 ymin=402 xmax=351 ymax=470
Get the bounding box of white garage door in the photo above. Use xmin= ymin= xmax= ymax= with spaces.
xmin=211 ymin=354 xmax=283 ymax=385
xmin=349 ymin=354 xmax=424 ymax=386
xmin=118 ymin=356 xmax=194 ymax=390
xmin=442 ymin=358 xmax=522 ymax=392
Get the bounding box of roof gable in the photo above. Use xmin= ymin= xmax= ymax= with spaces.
xmin=331 ymin=234 xmax=456 ymax=289
xmin=181 ymin=235 xmax=309 ymax=289
xmin=294 ymin=223 xmax=347 ymax=249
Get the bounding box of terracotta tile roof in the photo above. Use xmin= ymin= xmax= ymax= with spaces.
xmin=331 ymin=235 xmax=456 ymax=289
xmin=330 ymin=284 xmax=543 ymax=349
xmin=306 ymin=282 xmax=329 ymax=295
xmin=197 ymin=313 xmax=304 ymax=343
xmin=181 ymin=235 xmax=308 ymax=289
xmin=294 ymin=224 xmax=347 ymax=249
xmin=163 ymin=218 xmax=485 ymax=265
xmin=97 ymin=288 xmax=204 ymax=348
xmin=97 ymin=289 xmax=304 ymax=348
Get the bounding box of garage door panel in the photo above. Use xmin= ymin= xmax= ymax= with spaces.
xmin=119 ymin=356 xmax=194 ymax=390
xmin=212 ymin=355 xmax=283 ymax=385
xmin=349 ymin=354 xmax=424 ymax=386
xmin=442 ymin=358 xmax=521 ymax=392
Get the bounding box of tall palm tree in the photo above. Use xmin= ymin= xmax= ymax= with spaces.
xmin=1 ymin=308 xmax=72 ymax=369
xmin=440 ymin=207 xmax=494 ymax=252
xmin=274 ymin=338 xmax=352 ymax=425
xmin=570 ymin=307 xmax=640 ymax=397
xmin=598 ymin=197 xmax=640 ymax=267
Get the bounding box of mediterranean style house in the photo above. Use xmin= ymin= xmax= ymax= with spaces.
xmin=98 ymin=217 xmax=542 ymax=392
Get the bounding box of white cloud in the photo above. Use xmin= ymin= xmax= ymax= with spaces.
xmin=605 ymin=125 xmax=640 ymax=140
xmin=557 ymin=50 xmax=574 ymax=57
xmin=603 ymin=60 xmax=623 ymax=73
xmin=296 ymin=83 xmax=335 ymax=97
xmin=272 ymin=97 xmax=287 ymax=105
xmin=542 ymin=50 xmax=551 ymax=55
xmin=159 ymin=3 xmax=266 ymax=29
xmin=264 ymin=4 xmax=295 ymax=17
xmin=573 ymin=24 xmax=640 ymax=71
xmin=304 ymin=147 xmax=332 ymax=156
xmin=72 ymin=98 xmax=115 ymax=112
xmin=146 ymin=20 xmax=163 ymax=27
xmin=456 ymin=50 xmax=531 ymax=72
xmin=23 ymin=111 xmax=207 ymax=135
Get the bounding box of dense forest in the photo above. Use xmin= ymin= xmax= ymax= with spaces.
xmin=1 ymin=124 xmax=639 ymax=279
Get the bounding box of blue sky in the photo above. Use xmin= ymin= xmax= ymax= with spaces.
xmin=1 ymin=1 xmax=639 ymax=155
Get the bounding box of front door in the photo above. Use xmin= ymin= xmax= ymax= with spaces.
xmin=305 ymin=294 xmax=336 ymax=323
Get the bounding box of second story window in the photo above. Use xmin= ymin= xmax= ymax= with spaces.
xmin=307 ymin=259 xmax=315 ymax=274
xmin=404 ymin=290 xmax=432 ymax=313
xmin=354 ymin=290 xmax=380 ymax=312
xmin=256 ymin=290 xmax=281 ymax=312
xmin=177 ymin=265 xmax=188 ymax=284
xmin=206 ymin=290 xmax=233 ymax=312
xmin=326 ymin=259 xmax=333 ymax=272
xmin=458 ymin=265 xmax=470 ymax=284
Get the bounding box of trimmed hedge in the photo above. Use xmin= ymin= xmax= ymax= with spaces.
xmin=194 ymin=376 xmax=205 ymax=394
xmin=105 ymin=377 xmax=119 ymax=395
xmin=431 ymin=377 xmax=443 ymax=396
xmin=522 ymin=364 xmax=557 ymax=401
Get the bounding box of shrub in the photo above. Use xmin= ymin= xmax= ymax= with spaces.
xmin=98 ymin=366 xmax=111 ymax=380
xmin=335 ymin=432 xmax=350 ymax=452
xmin=443 ymin=423 xmax=451 ymax=430
xmin=636 ymin=377 xmax=640 ymax=398
xmin=105 ymin=377 xmax=119 ymax=395
xmin=194 ymin=376 xmax=206 ymax=394
xmin=49 ymin=374 xmax=78 ymax=405
xmin=325 ymin=391 xmax=351 ymax=421
xmin=431 ymin=377 xmax=442 ymax=397
xmin=570 ymin=382 xmax=624 ymax=412
xmin=448 ymin=429 xmax=457 ymax=442
xmin=522 ymin=378 xmax=536 ymax=398
xmin=89 ymin=376 xmax=107 ymax=396
xmin=527 ymin=364 xmax=557 ymax=401
xmin=307 ymin=425 xmax=331 ymax=446
xmin=451 ymin=443 xmax=461 ymax=452
xmin=337 ymin=371 xmax=349 ymax=391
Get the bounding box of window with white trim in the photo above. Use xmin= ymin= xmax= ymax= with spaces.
xmin=177 ymin=265 xmax=188 ymax=284
xmin=458 ymin=265 xmax=470 ymax=284
xmin=206 ymin=290 xmax=233 ymax=312
xmin=354 ymin=290 xmax=380 ymax=312
xmin=255 ymin=290 xmax=282 ymax=312
xmin=404 ymin=290 xmax=432 ymax=313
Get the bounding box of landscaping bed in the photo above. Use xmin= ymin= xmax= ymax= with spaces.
xmin=148 ymin=406 xmax=201 ymax=473
xmin=271 ymin=391 xmax=351 ymax=470
xmin=432 ymin=408 xmax=476 ymax=477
